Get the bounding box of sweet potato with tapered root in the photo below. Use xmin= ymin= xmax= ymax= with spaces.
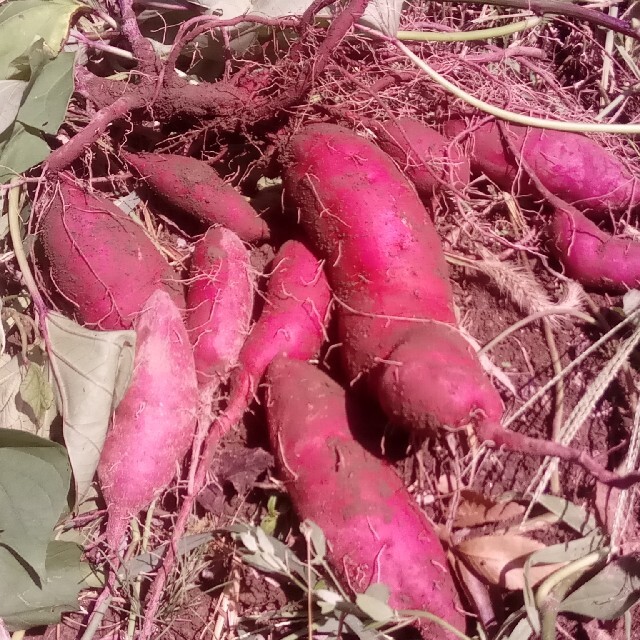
xmin=265 ymin=356 xmax=465 ymax=639
xmin=38 ymin=178 xmax=183 ymax=330
xmin=214 ymin=240 xmax=331 ymax=440
xmin=186 ymin=227 xmax=254 ymax=384
xmin=444 ymin=119 xmax=640 ymax=218
xmin=98 ymin=289 xmax=198 ymax=549
xmin=372 ymin=117 xmax=470 ymax=197
xmin=284 ymin=123 xmax=640 ymax=488
xmin=550 ymin=204 xmax=640 ymax=291
xmin=122 ymin=151 xmax=270 ymax=243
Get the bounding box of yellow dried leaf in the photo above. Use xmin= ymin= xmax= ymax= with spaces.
xmin=454 ymin=490 xmax=525 ymax=528
xmin=455 ymin=534 xmax=565 ymax=591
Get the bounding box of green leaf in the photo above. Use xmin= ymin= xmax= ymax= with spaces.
xmin=46 ymin=312 xmax=136 ymax=502
xmin=560 ymin=554 xmax=640 ymax=620
xmin=255 ymin=525 xmax=276 ymax=556
xmin=0 ymin=43 xmax=75 ymax=182
xmin=239 ymin=531 xmax=258 ymax=553
xmin=535 ymin=494 xmax=598 ymax=536
xmin=17 ymin=50 xmax=74 ymax=133
xmin=355 ymin=593 xmax=395 ymax=622
xmin=242 ymin=552 xmax=284 ymax=575
xmin=504 ymin=616 xmax=534 ymax=640
xmin=523 ymin=534 xmax=606 ymax=633
xmin=492 ymin=609 xmax=532 ymax=640
xmin=0 ymin=0 xmax=83 ymax=79
xmin=364 ymin=582 xmax=390 ymax=604
xmin=125 ymin=532 xmax=215 ymax=579
xmin=301 ymin=519 xmax=326 ymax=563
xmin=0 ymin=540 xmax=88 ymax=631
xmin=0 ymin=79 xmax=27 ymax=134
xmin=0 ymin=119 xmax=49 ymax=183
xmin=0 ymin=429 xmax=71 ymax=578
xmin=19 ymin=360 xmax=55 ymax=430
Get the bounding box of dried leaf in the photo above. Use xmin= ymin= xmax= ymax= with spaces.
xmin=456 ymin=534 xmax=565 ymax=591
xmin=454 ymin=490 xmax=525 ymax=528
xmin=46 ymin=312 xmax=135 ymax=502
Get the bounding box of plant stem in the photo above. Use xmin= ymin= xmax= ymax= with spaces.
xmin=397 ymin=17 xmax=542 ymax=41
xmin=7 ymin=181 xmax=46 ymax=316
xmin=436 ymin=0 xmax=639 ymax=39
xmin=478 ymin=307 xmax=596 ymax=357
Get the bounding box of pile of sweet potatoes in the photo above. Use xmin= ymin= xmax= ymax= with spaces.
xmin=34 ymin=113 xmax=640 ymax=638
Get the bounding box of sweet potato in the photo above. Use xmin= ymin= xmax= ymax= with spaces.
xmin=550 ymin=204 xmax=640 ymax=291
xmin=265 ymin=355 xmax=465 ymax=639
xmin=98 ymin=289 xmax=198 ymax=549
xmin=372 ymin=117 xmax=470 ymax=197
xmin=214 ymin=239 xmax=331 ymax=440
xmin=444 ymin=119 xmax=640 ymax=217
xmin=283 ymin=122 xmax=457 ymax=380
xmin=186 ymin=227 xmax=254 ymax=384
xmin=38 ymin=178 xmax=183 ymax=330
xmin=122 ymin=151 xmax=270 ymax=243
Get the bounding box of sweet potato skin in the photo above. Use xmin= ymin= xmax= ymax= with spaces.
xmin=373 ymin=117 xmax=470 ymax=196
xmin=445 ymin=120 xmax=640 ymax=217
xmin=38 ymin=179 xmax=183 ymax=330
xmin=374 ymin=324 xmax=504 ymax=432
xmin=98 ymin=290 xmax=198 ymax=548
xmin=265 ymin=356 xmax=465 ymax=639
xmin=234 ymin=239 xmax=331 ymax=389
xmin=123 ymin=151 xmax=270 ymax=243
xmin=284 ymin=123 xmax=455 ymax=378
xmin=186 ymin=227 xmax=254 ymax=384
xmin=550 ymin=205 xmax=640 ymax=291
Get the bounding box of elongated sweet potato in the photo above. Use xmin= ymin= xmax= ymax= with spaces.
xmin=444 ymin=119 xmax=640 ymax=217
xmin=38 ymin=178 xmax=183 ymax=330
xmin=98 ymin=289 xmax=198 ymax=549
xmin=186 ymin=227 xmax=254 ymax=384
xmin=373 ymin=117 xmax=470 ymax=197
xmin=550 ymin=204 xmax=640 ymax=291
xmin=214 ymin=240 xmax=331 ymax=440
xmin=265 ymin=356 xmax=465 ymax=639
xmin=122 ymin=151 xmax=270 ymax=243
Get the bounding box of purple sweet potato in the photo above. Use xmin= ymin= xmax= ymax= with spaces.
xmin=215 ymin=240 xmax=331 ymax=439
xmin=38 ymin=178 xmax=183 ymax=330
xmin=98 ymin=289 xmax=198 ymax=549
xmin=235 ymin=240 xmax=330 ymax=380
xmin=265 ymin=355 xmax=465 ymax=639
xmin=284 ymin=123 xmax=501 ymax=432
xmin=122 ymin=151 xmax=270 ymax=243
xmin=186 ymin=227 xmax=254 ymax=384
xmin=444 ymin=119 xmax=640 ymax=217
xmin=550 ymin=204 xmax=640 ymax=291
xmin=372 ymin=117 xmax=470 ymax=197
